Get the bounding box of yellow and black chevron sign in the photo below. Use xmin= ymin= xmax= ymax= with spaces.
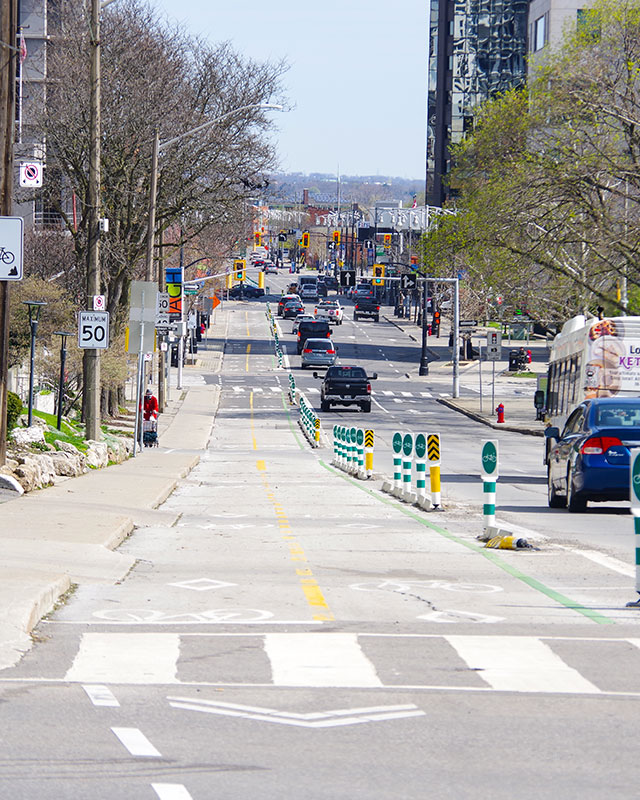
xmin=364 ymin=429 xmax=374 ymax=448
xmin=427 ymin=434 xmax=440 ymax=462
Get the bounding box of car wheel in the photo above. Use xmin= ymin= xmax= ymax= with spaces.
xmin=566 ymin=467 xmax=587 ymax=512
xmin=547 ymin=467 xmax=566 ymax=508
xmin=354 ymin=314 xmax=359 ymax=321
xmin=300 ymin=364 xmax=306 ymax=370
xmin=361 ymin=402 xmax=371 ymax=413
xmin=321 ymin=399 xmax=330 ymax=412
xmin=374 ymin=316 xmax=379 ymax=322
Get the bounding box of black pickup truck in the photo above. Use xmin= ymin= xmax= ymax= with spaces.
xmin=314 ymin=365 xmax=377 ymax=413
xmin=353 ymin=296 xmax=381 ymax=322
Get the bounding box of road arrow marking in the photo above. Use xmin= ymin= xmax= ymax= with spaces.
xmin=167 ymin=698 xmax=425 ymax=728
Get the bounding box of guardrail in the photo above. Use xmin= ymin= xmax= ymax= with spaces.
xmin=332 ymin=425 xmax=374 ymax=479
xmin=298 ymin=393 xmax=320 ymax=447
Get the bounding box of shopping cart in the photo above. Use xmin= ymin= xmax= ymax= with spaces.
xmin=143 ymin=417 xmax=158 ymax=447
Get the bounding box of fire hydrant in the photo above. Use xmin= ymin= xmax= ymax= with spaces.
xmin=496 ymin=403 xmax=505 ymax=424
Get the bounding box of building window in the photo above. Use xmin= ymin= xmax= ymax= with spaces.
xmin=534 ymin=15 xmax=547 ymax=51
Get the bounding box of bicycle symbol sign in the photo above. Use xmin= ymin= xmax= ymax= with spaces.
xmin=0 ymin=216 xmax=23 ymax=281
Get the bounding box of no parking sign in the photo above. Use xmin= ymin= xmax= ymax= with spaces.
xmin=19 ymin=162 xmax=43 ymax=188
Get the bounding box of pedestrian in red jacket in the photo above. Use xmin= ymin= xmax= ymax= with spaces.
xmin=143 ymin=389 xmax=159 ymax=420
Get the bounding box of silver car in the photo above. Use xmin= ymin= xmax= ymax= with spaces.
xmin=300 ymin=338 xmax=338 ymax=369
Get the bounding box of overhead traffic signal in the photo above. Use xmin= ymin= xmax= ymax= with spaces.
xmin=333 ymin=230 xmax=340 ymax=245
xmin=254 ymin=231 xmax=261 ymax=246
xmin=372 ymin=264 xmax=385 ymax=286
xmin=383 ymin=233 xmax=392 ymax=248
xmin=234 ymin=259 xmax=245 ymax=282
xmin=301 ymin=231 xmax=310 ymax=248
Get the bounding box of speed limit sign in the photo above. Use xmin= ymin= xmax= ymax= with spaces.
xmin=78 ymin=310 xmax=110 ymax=349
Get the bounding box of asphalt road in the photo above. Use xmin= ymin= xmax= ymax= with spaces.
xmin=2 ymin=273 xmax=640 ymax=799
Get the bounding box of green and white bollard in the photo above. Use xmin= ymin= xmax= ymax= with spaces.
xmin=481 ymin=440 xmax=499 ymax=529
xmin=356 ymin=428 xmax=365 ymax=478
xmin=627 ymin=450 xmax=640 ymax=608
xmin=333 ymin=425 xmax=339 ymax=465
xmin=415 ymin=433 xmax=427 ymax=501
xmin=392 ymin=431 xmax=403 ymax=493
xmin=402 ymin=432 xmax=414 ymax=498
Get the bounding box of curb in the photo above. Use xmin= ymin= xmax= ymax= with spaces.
xmin=436 ymin=396 xmax=545 ymax=437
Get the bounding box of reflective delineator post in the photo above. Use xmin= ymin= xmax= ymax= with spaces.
xmin=356 ymin=428 xmax=364 ymax=478
xmin=402 ymin=432 xmax=414 ymax=498
xmin=333 ymin=425 xmax=339 ymax=465
xmin=392 ymin=431 xmax=403 ymax=492
xmin=350 ymin=426 xmax=358 ymax=474
xmin=428 ymin=433 xmax=442 ymax=508
xmin=314 ymin=417 xmax=320 ymax=446
xmin=481 ymin=440 xmax=499 ymax=530
xmin=345 ymin=428 xmax=353 ymax=472
xmin=364 ymin=429 xmax=374 ymax=479
xmin=415 ymin=433 xmax=427 ymax=501
xmin=626 ymin=450 xmax=640 ymax=608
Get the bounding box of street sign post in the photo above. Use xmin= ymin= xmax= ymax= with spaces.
xmin=0 ymin=216 xmax=23 ymax=281
xmin=78 ymin=311 xmax=110 ymax=349
xmin=19 ymin=162 xmax=43 ymax=188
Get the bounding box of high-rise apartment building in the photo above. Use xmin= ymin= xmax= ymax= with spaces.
xmin=426 ymin=0 xmax=529 ymax=206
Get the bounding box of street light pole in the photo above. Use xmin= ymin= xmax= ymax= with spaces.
xmin=22 ymin=301 xmax=46 ymax=427
xmin=419 ymin=277 xmax=429 ymax=375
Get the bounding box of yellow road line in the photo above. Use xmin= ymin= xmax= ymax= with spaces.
xmin=245 ymin=311 xmax=250 ymax=337
xmin=257 ymin=464 xmax=335 ymax=622
xmin=245 ymin=343 xmax=251 ymax=372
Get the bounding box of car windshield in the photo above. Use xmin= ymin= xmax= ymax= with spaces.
xmin=595 ymin=404 xmax=640 ymax=427
xmin=327 ymin=367 xmax=367 ymax=379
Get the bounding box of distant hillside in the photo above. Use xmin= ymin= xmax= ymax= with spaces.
xmin=265 ymin=172 xmax=425 ymax=207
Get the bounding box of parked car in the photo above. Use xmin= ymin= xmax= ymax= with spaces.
xmin=546 ymin=397 xmax=640 ymax=511
xmin=300 ymin=338 xmax=338 ymax=369
xmin=282 ymin=299 xmax=305 ymax=319
xmin=297 ymin=319 xmax=331 ymax=354
xmin=292 ymin=313 xmax=315 ymax=334
xmin=278 ymin=293 xmax=301 ymax=316
xmin=315 ymin=300 xmax=344 ymax=325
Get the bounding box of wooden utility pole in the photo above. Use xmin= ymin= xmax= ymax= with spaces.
xmin=83 ymin=0 xmax=102 ymax=441
xmin=0 ymin=0 xmax=18 ymax=466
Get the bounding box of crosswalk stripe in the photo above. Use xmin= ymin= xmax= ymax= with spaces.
xmin=382 ymin=391 xmax=394 ymax=396
xmin=401 ymin=392 xmax=412 ymax=397
xmin=66 ymin=633 xmax=180 ymax=684
xmin=264 ymin=633 xmax=383 ymax=687
xmin=269 ymin=386 xmax=280 ymax=393
xmin=112 ymin=727 xmax=162 ymax=757
xmin=420 ymin=392 xmax=432 ymax=398
xmin=446 ymin=635 xmax=601 ymax=694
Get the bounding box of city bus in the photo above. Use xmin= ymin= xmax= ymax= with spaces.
xmin=546 ymin=314 xmax=640 ymax=429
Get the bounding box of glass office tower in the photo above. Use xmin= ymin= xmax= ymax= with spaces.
xmin=426 ymin=0 xmax=528 ymax=206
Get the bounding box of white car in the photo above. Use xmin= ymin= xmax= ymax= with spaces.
xmin=292 ymin=313 xmax=315 ymax=334
xmin=314 ymin=300 xmax=343 ymax=325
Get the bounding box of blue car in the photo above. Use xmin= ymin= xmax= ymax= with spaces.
xmin=546 ymin=397 xmax=640 ymax=511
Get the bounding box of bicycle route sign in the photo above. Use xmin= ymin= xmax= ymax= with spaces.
xmin=0 ymin=216 xmax=23 ymax=281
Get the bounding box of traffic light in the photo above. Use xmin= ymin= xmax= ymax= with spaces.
xmin=254 ymin=231 xmax=261 ymax=246
xmin=333 ymin=230 xmax=340 ymax=245
xmin=432 ymin=310 xmax=441 ymax=336
xmin=383 ymin=233 xmax=392 ymax=247
xmin=372 ymin=264 xmax=385 ymax=286
xmin=301 ymin=231 xmax=310 ymax=248
xmin=234 ymin=259 xmax=245 ymax=282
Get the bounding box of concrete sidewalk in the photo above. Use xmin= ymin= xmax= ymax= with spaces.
xmin=0 ymin=311 xmax=226 ymax=670
xmin=383 ymin=311 xmax=547 ymax=436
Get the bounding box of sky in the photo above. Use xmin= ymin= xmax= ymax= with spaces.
xmin=153 ymin=0 xmax=428 ymax=180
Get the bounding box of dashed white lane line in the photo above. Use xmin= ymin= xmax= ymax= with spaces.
xmin=393 ymin=398 xmax=403 ymax=403
xmin=373 ymin=397 xmax=390 ymax=414
xmin=111 ymin=727 xmax=162 ymax=757
xmin=152 ymin=785 xmax=194 ymax=800
xmin=82 ymin=684 xmax=119 ymax=707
